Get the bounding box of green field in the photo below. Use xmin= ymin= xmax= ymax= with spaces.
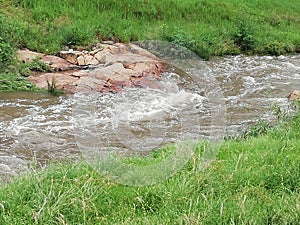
xmin=2 ymin=0 xmax=300 ymax=57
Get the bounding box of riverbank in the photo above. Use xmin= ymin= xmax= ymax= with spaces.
xmin=0 ymin=1 xmax=300 ymax=223
xmin=2 ymin=0 xmax=300 ymax=57
xmin=0 ymin=103 xmax=299 ymax=224
xmin=1 ymin=0 xmax=300 ymax=91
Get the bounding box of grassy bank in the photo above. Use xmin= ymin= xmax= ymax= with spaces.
xmin=1 ymin=0 xmax=300 ymax=91
xmin=1 ymin=0 xmax=300 ymax=58
xmin=0 ymin=105 xmax=299 ymax=224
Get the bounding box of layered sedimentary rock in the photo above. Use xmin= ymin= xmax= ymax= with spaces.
xmin=17 ymin=43 xmax=168 ymax=93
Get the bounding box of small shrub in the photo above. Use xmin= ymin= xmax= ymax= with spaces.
xmin=163 ymin=26 xmax=210 ymax=60
xmin=59 ymin=26 xmax=93 ymax=48
xmin=19 ymin=57 xmax=51 ymax=77
xmin=241 ymin=120 xmax=273 ymax=139
xmin=225 ymin=119 xmax=273 ymax=140
xmin=165 ymin=26 xmax=196 ymax=50
xmin=264 ymin=41 xmax=289 ymax=56
xmin=233 ymin=20 xmax=256 ymax=51
xmin=0 ymin=72 xmax=38 ymax=91
xmin=0 ymin=36 xmax=15 ymax=67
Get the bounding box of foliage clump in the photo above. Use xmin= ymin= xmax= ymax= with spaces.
xmin=19 ymin=57 xmax=51 ymax=77
xmin=233 ymin=20 xmax=256 ymax=52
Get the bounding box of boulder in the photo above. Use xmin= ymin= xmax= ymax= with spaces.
xmin=94 ymin=49 xmax=117 ymax=64
xmin=77 ymin=55 xmax=86 ymax=66
xmin=59 ymin=50 xmax=83 ymax=64
xmin=287 ymin=90 xmax=300 ymax=100
xmin=84 ymin=55 xmax=99 ymax=65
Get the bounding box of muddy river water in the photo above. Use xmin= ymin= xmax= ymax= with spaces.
xmin=1 ymin=51 xmax=299 ymax=183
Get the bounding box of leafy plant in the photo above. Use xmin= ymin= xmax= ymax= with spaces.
xmin=60 ymin=26 xmax=94 ymax=48
xmin=225 ymin=119 xmax=273 ymax=141
xmin=163 ymin=26 xmax=210 ymax=60
xmin=19 ymin=57 xmax=51 ymax=77
xmin=0 ymin=72 xmax=38 ymax=91
xmin=233 ymin=20 xmax=256 ymax=52
xmin=264 ymin=41 xmax=291 ymax=56
xmin=165 ymin=26 xmax=196 ymax=50
xmin=0 ymin=36 xmax=14 ymax=67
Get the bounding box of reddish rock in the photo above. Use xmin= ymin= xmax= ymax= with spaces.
xmin=17 ymin=49 xmax=44 ymax=63
xmin=59 ymin=50 xmax=82 ymax=64
xmin=94 ymin=49 xmax=117 ymax=64
xmin=41 ymin=55 xmax=74 ymax=71
xmin=84 ymin=55 xmax=99 ymax=65
xmin=77 ymin=55 xmax=85 ymax=66
xmin=287 ymin=90 xmax=300 ymax=100
xmin=28 ymin=72 xmax=79 ymax=89
xmin=25 ymin=43 xmax=169 ymax=93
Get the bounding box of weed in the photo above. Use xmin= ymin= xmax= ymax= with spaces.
xmin=0 ymin=72 xmax=38 ymax=91
xmin=46 ymin=76 xmax=62 ymax=96
xmin=59 ymin=26 xmax=94 ymax=49
xmin=243 ymin=120 xmax=273 ymax=138
xmin=162 ymin=26 xmax=210 ymax=60
xmin=233 ymin=20 xmax=256 ymax=52
xmin=19 ymin=57 xmax=51 ymax=77
xmin=0 ymin=36 xmax=14 ymax=67
xmin=164 ymin=26 xmax=196 ymax=51
xmin=226 ymin=119 xmax=273 ymax=141
xmin=264 ymin=41 xmax=291 ymax=56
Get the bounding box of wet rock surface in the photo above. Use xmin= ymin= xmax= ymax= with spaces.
xmin=287 ymin=90 xmax=300 ymax=100
xmin=17 ymin=43 xmax=169 ymax=93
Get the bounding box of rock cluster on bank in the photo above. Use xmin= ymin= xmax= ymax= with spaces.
xmin=17 ymin=43 xmax=169 ymax=93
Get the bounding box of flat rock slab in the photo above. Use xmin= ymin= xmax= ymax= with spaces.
xmin=17 ymin=50 xmax=44 ymax=63
xmin=18 ymin=43 xmax=168 ymax=93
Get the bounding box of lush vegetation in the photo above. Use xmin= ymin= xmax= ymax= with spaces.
xmin=1 ymin=0 xmax=300 ymax=90
xmin=0 ymin=1 xmax=300 ymax=223
xmin=1 ymin=0 xmax=300 ymax=57
xmin=0 ymin=103 xmax=299 ymax=224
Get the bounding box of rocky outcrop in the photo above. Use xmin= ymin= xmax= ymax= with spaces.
xmin=17 ymin=43 xmax=169 ymax=93
xmin=287 ymin=90 xmax=300 ymax=100
xmin=17 ymin=49 xmax=44 ymax=63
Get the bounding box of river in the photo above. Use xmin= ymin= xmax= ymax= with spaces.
xmin=1 ymin=50 xmax=299 ymax=183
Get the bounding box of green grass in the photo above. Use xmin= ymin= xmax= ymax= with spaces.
xmin=1 ymin=0 xmax=300 ymax=58
xmin=0 ymin=72 xmax=38 ymax=91
xmin=0 ymin=105 xmax=299 ymax=224
xmin=0 ymin=57 xmax=49 ymax=92
xmin=1 ymin=0 xmax=300 ymax=90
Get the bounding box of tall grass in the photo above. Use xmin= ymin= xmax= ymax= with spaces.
xmin=1 ymin=0 xmax=300 ymax=58
xmin=0 ymin=105 xmax=299 ymax=224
